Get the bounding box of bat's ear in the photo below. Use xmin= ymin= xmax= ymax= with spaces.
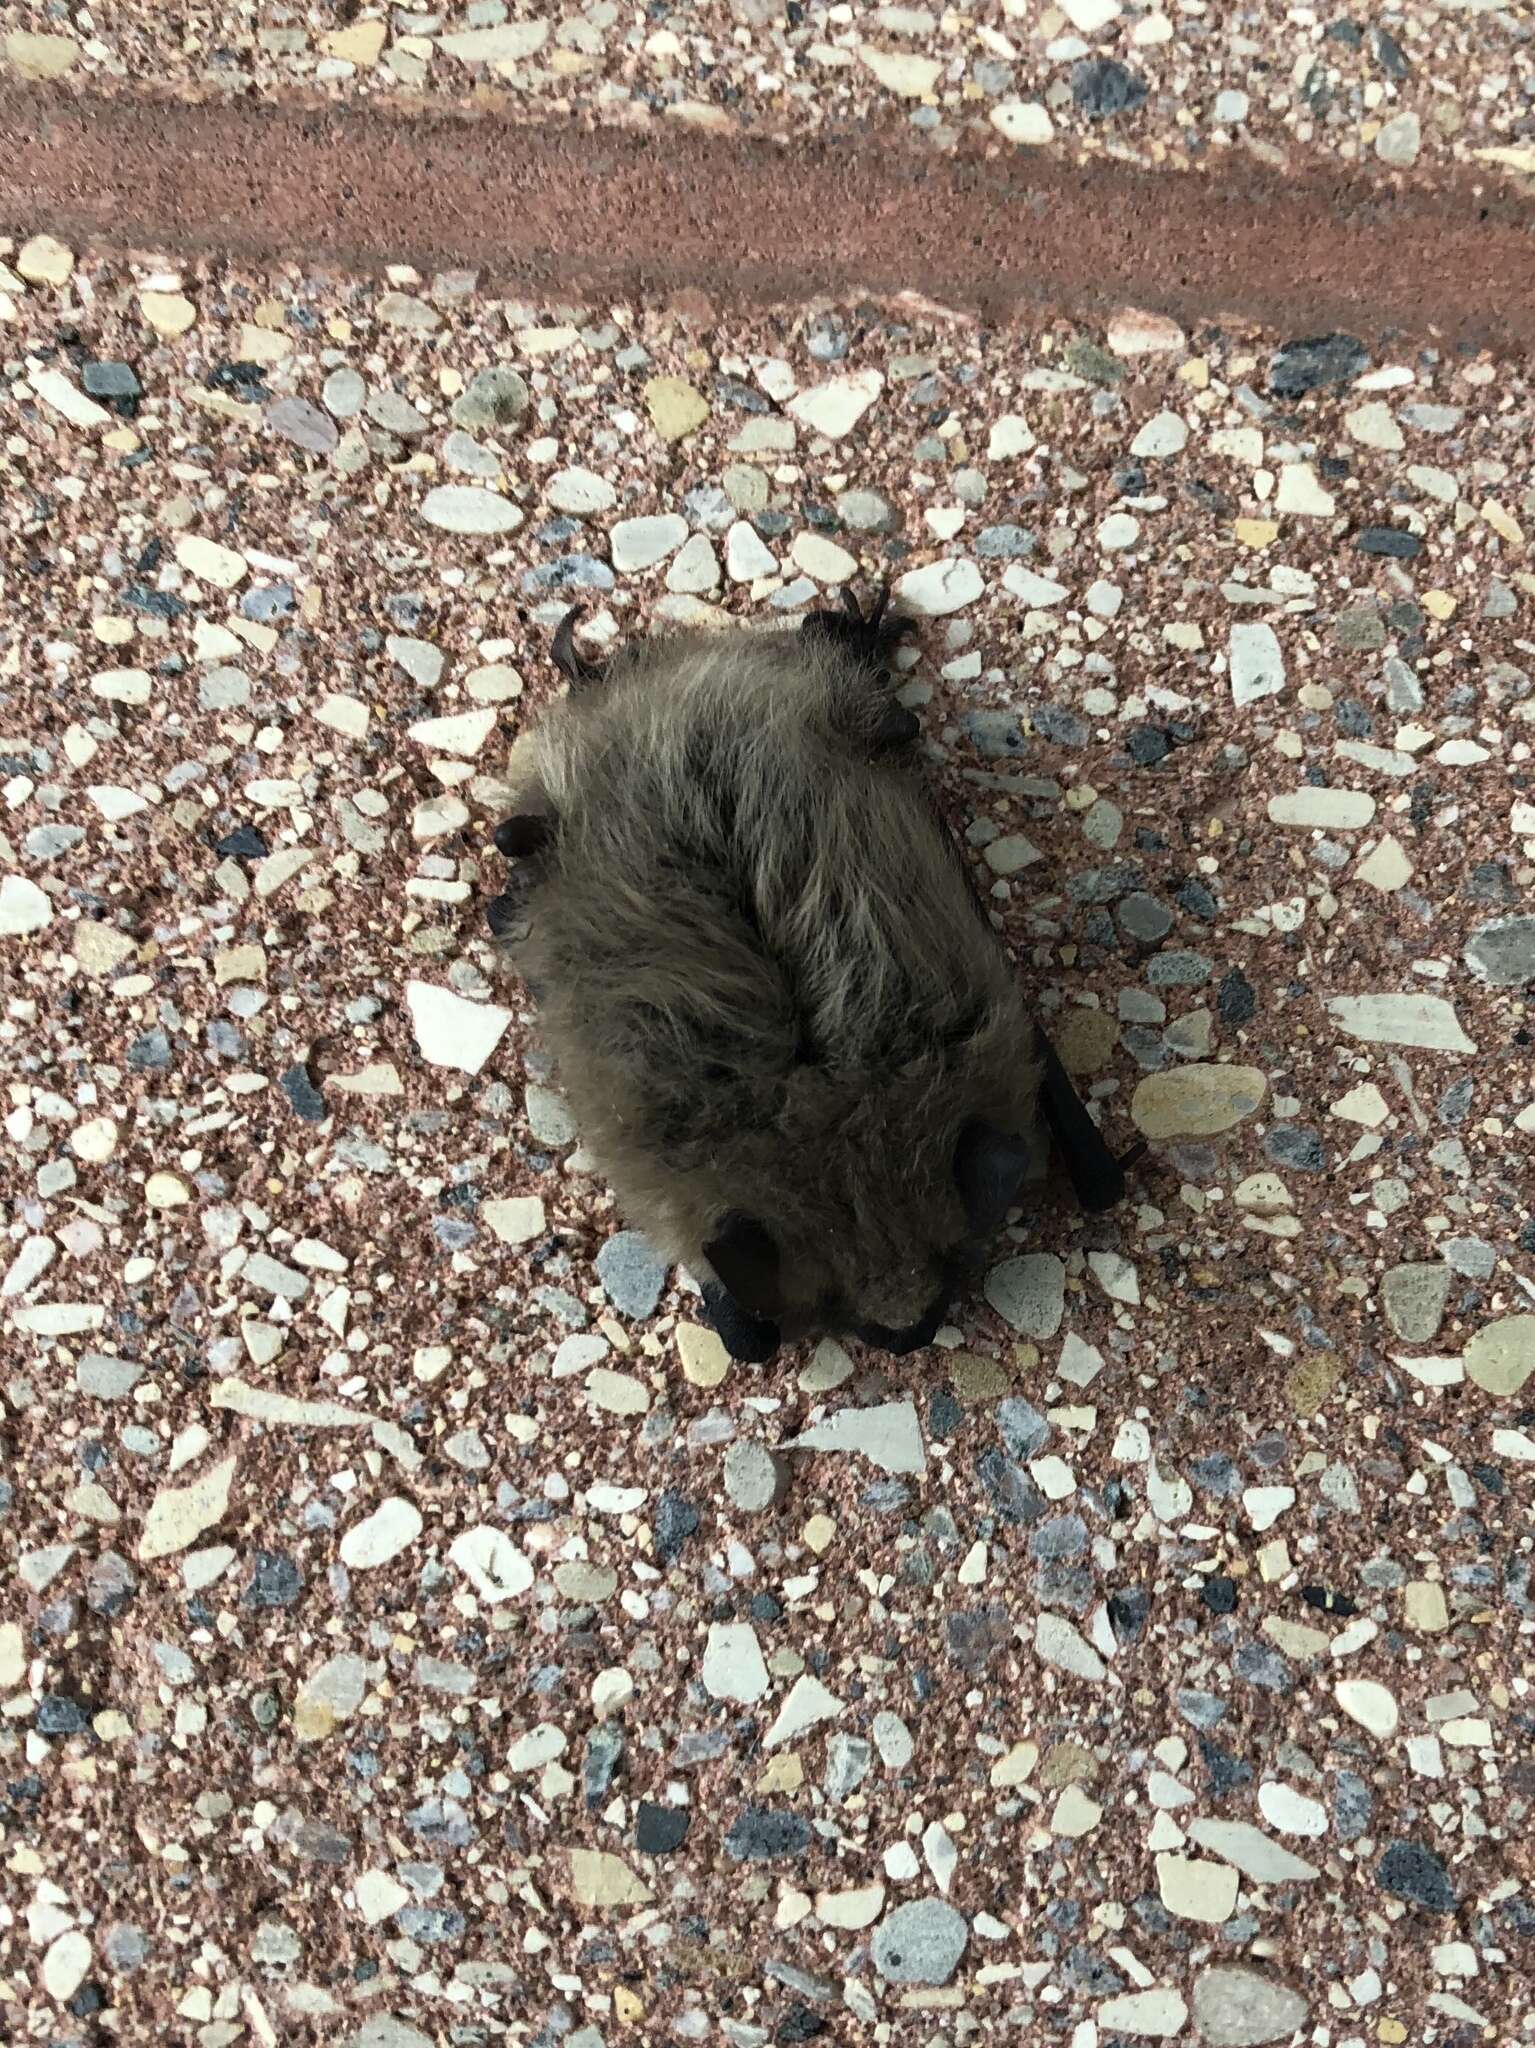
xmin=954 ymin=1119 xmax=1032 ymax=1236
xmin=493 ymin=811 xmax=555 ymax=859
xmin=703 ymin=1212 xmax=783 ymax=1320
xmin=701 ymin=1280 xmax=781 ymax=1366
xmin=552 ymin=605 xmax=606 ymax=689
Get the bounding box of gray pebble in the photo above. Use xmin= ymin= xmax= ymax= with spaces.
xmin=824 ymin=1733 xmax=872 ymax=1803
xmin=1118 ymin=892 xmax=1175 ymax=944
xmin=1464 ymin=914 xmax=1535 ymax=988
xmin=450 ymin=366 xmax=529 ymax=432
xmin=723 ymin=1441 xmax=786 ymax=1514
xmin=872 ymin=1898 xmax=969 ymax=1986
xmin=595 ymin=1231 xmax=668 ymax=1319
xmin=724 ymin=1808 xmax=812 ymax=1861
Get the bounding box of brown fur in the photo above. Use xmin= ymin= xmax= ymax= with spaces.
xmin=498 ymin=619 xmax=1043 ymax=1345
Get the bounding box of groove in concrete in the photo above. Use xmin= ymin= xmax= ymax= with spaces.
xmin=2 ymin=85 xmax=1531 ymax=350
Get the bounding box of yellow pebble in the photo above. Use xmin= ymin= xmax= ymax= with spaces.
xmin=677 ymin=1320 xmax=730 ymax=1388
xmin=1234 ymin=518 xmax=1279 ymax=549
xmin=802 ymin=1513 xmax=835 ymax=1555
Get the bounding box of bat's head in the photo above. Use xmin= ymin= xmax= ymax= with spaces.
xmin=698 ymin=1118 xmax=1034 ymax=1364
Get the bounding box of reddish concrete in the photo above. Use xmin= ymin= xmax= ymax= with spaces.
xmin=2 ymin=84 xmax=1532 ymax=350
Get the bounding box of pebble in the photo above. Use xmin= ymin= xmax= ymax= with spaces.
xmin=1228 ymin=623 xmax=1285 ymax=706
xmin=1191 ymin=1968 xmax=1309 ymax=2046
xmin=1463 ymin=914 xmax=1535 ymax=988
xmin=546 ymin=466 xmax=616 ymax=515
xmin=871 ymin=1899 xmax=969 ymax=1985
xmin=788 ymin=369 xmax=883 ymax=440
xmin=610 ymin=514 xmax=688 ymax=572
xmin=405 ymin=982 xmax=513 ymax=1074
xmin=985 ymin=1254 xmax=1065 ymax=1337
xmin=0 ymin=874 xmax=52 ymax=936
xmin=724 ymin=1809 xmax=812 ymax=1861
xmin=1072 ymin=57 xmax=1147 ymax=118
xmin=419 ymin=486 xmax=523 ymax=536
xmin=1335 ymin=1678 xmax=1399 ymax=1739
xmin=266 ymin=396 xmax=338 ymax=455
xmin=1375 ymin=112 xmax=1421 ymax=166
xmin=1377 ymin=1840 xmax=1456 ymax=1913
xmin=1132 ymin=1064 xmax=1267 ymax=1138
xmin=1098 ymin=1988 xmax=1188 ymax=2039
xmin=450 ymin=366 xmax=528 ymax=430
xmin=894 ymin=558 xmax=984 ymax=616
xmin=448 ymin=1526 xmax=533 ymax=1602
xmin=1156 ymin=1853 xmax=1239 ymax=1924
xmin=991 ymin=101 xmax=1054 ymax=146
xmin=1464 ymin=1316 xmax=1534 ymax=1398
xmin=1381 ymin=1263 xmax=1451 ymax=1344
xmin=595 ymin=1232 xmax=668 ymax=1318
xmin=723 ymin=1441 xmax=786 ymax=1512
xmin=1324 ymin=994 xmax=1474 ymax=1054
xmin=1267 ymin=788 xmax=1375 ymax=830
xmin=339 ymin=1496 xmax=422 ymax=1570
xmin=138 ymin=1457 xmax=236 ymax=1562
xmin=1268 ymin=333 xmax=1368 ymax=397
xmin=644 ymin=375 xmax=710 ymax=441
xmin=790 ymin=1399 xmax=926 ymax=1477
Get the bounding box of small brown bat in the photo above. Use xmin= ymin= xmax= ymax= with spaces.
xmin=490 ymin=590 xmax=1141 ymax=1363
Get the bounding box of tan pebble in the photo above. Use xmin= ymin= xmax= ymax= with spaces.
xmin=1132 ymin=1064 xmax=1268 ymax=1139
xmin=564 ymin=1848 xmax=652 ymax=1909
xmin=145 ymin=1171 xmax=190 ymax=1208
xmin=802 ymin=1513 xmax=835 ymax=1554
xmin=481 ymin=1195 xmax=546 ymax=1245
xmin=17 ymin=231 xmax=75 ymax=285
xmin=70 ymin=1116 xmax=118 ymax=1163
xmin=677 ymin=1320 xmax=730 ymax=1387
xmin=174 ymin=534 xmax=248 ymax=588
xmin=1156 ymin=1852 xmax=1239 ymax=1924
xmin=321 ymin=19 xmax=387 ymax=62
xmin=1403 ymin=1580 xmax=1448 ymax=1632
xmin=139 ymin=290 xmax=197 ymax=336
xmin=644 ymin=375 xmax=710 ymax=443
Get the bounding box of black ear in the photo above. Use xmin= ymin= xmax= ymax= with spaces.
xmin=702 ymin=1213 xmax=782 ymax=1319
xmin=494 ymin=812 xmax=554 ymax=859
xmin=1036 ymin=1031 xmax=1144 ymax=1214
xmin=701 ymin=1280 xmax=781 ymax=1366
xmin=954 ymin=1119 xmax=1032 ymax=1236
xmin=552 ymin=605 xmax=605 ymax=689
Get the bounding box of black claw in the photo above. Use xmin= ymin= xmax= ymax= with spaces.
xmin=485 ymin=893 xmax=526 ymax=937
xmin=551 ymin=604 xmax=605 ymax=689
xmin=871 ymin=703 xmax=921 ymax=752
xmin=801 ymin=581 xmax=912 ymax=668
xmin=1037 ymin=1028 xmax=1137 ymax=1213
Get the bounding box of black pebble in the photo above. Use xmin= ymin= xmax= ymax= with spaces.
xmin=1126 ymin=725 xmax=1169 ymax=766
xmin=243 ymin=1550 xmax=304 ymax=1609
xmin=635 ymin=1800 xmax=690 ymax=1855
xmin=216 ymin=824 xmax=268 ymax=860
xmin=776 ymin=2007 xmax=828 ymax=2044
xmin=1108 ymin=1587 xmax=1150 ymax=1643
xmin=37 ymin=1694 xmax=91 ymax=1737
xmin=1201 ymin=1575 xmax=1238 ymax=1615
xmin=1378 ymin=1840 xmax=1458 ymax=1913
xmin=1356 ymin=526 xmax=1421 ymax=559
xmin=1071 ymin=56 xmax=1147 ymax=117
xmin=653 ymin=1489 xmax=699 ymax=1566
xmin=1217 ymin=967 xmax=1257 ymax=1024
xmin=1268 ymin=333 xmax=1370 ymax=398
xmin=280 ymin=1064 xmax=328 ymax=1124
